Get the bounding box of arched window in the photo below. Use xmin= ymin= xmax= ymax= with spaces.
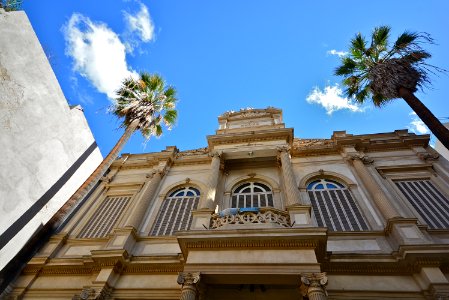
xmin=231 ymin=182 xmax=274 ymax=208
xmin=307 ymin=178 xmax=369 ymax=231
xmin=150 ymin=186 xmax=200 ymax=236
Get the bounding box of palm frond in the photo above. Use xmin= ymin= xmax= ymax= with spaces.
xmin=163 ymin=109 xmax=177 ymax=127
xmin=372 ymin=26 xmax=390 ymax=48
xmin=370 ymin=26 xmax=390 ymax=60
xmin=336 ymin=26 xmax=444 ymax=102
xmin=114 ymin=72 xmax=178 ymax=139
xmin=351 ymin=33 xmax=367 ymax=54
xmin=354 ymin=85 xmax=370 ymax=103
xmin=394 ymin=31 xmax=419 ymax=50
xmin=335 ymin=57 xmax=357 ymax=76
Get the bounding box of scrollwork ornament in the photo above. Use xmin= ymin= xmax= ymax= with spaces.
xmin=300 ymin=272 xmax=328 ymax=297
xmin=417 ymin=152 xmax=439 ymax=161
xmin=348 ymin=154 xmax=373 ymax=165
xmin=177 ymin=272 xmax=201 ymax=286
xmin=209 ymin=150 xmax=222 ymax=158
xmin=276 ymin=145 xmax=291 ymax=153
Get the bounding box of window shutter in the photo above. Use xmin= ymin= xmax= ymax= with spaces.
xmin=150 ymin=187 xmax=200 ymax=236
xmin=395 ymin=180 xmax=449 ymax=229
xmin=78 ymin=196 xmax=131 ymax=238
xmin=308 ymin=179 xmax=369 ymax=231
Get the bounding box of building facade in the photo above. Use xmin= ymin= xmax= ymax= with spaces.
xmin=7 ymin=108 xmax=449 ymax=299
xmin=0 ymin=9 xmax=102 ymax=271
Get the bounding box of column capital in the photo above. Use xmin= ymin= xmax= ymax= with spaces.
xmin=301 ymin=272 xmax=328 ymax=287
xmin=276 ymin=145 xmax=291 ymax=153
xmin=417 ymin=152 xmax=439 ymax=161
xmin=209 ymin=150 xmax=222 ymax=158
xmin=146 ymin=167 xmax=167 ymax=179
xmin=177 ymin=272 xmax=201 ymax=286
xmin=347 ymin=154 xmax=374 ymax=165
xmin=300 ymin=272 xmax=328 ymax=299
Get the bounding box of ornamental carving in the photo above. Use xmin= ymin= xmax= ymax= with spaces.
xmin=72 ymin=286 xmax=112 ymax=300
xmin=176 ymin=147 xmax=209 ymax=158
xmin=417 ymin=152 xmax=439 ymax=161
xmin=300 ymin=272 xmax=328 ymax=297
xmin=177 ymin=272 xmax=201 ymax=286
xmin=209 ymin=150 xmax=222 ymax=158
xmin=293 ymin=138 xmax=334 ymax=149
xmin=348 ymin=154 xmax=374 ymax=165
xmin=210 ymin=208 xmax=290 ymax=229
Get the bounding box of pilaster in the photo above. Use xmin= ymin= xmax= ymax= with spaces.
xmin=125 ymin=167 xmax=165 ymax=231
xmin=344 ymin=148 xmax=400 ymax=221
xmin=200 ymin=151 xmax=222 ymax=210
xmin=277 ymin=146 xmax=302 ymax=207
xmin=278 ymin=147 xmax=311 ymax=226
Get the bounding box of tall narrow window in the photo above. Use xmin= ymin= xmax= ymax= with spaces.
xmin=395 ymin=179 xmax=449 ymax=229
xmin=307 ymin=179 xmax=369 ymax=231
xmin=78 ymin=196 xmax=131 ymax=238
xmin=231 ymin=182 xmax=274 ymax=208
xmin=150 ymin=186 xmax=200 ymax=236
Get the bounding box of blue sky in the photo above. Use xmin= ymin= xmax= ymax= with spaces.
xmin=22 ymin=1 xmax=449 ymax=156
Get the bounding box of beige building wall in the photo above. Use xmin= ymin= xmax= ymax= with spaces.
xmin=3 ymin=108 xmax=449 ymax=299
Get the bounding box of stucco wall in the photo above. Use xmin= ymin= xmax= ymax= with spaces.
xmin=0 ymin=9 xmax=103 ymax=269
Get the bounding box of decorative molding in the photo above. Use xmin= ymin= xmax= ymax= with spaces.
xmin=210 ymin=208 xmax=290 ymax=229
xmin=348 ymin=154 xmax=374 ymax=165
xmin=123 ymin=263 xmax=183 ymax=274
xmin=182 ymin=239 xmax=322 ymax=250
xmin=209 ymin=150 xmax=222 ymax=158
xmin=417 ymin=152 xmax=439 ymax=161
xmin=177 ymin=272 xmax=200 ymax=285
xmin=322 ymin=261 xmax=417 ymax=275
xmin=376 ymin=164 xmax=436 ymax=179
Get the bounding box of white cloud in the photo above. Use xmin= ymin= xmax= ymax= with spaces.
xmin=306 ymin=84 xmax=364 ymax=115
xmin=123 ymin=3 xmax=155 ymax=52
xmin=408 ymin=112 xmax=429 ymax=134
xmin=63 ymin=13 xmax=137 ymax=99
xmin=327 ymin=49 xmax=348 ymax=57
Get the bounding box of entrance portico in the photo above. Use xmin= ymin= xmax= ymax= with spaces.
xmin=176 ymin=228 xmax=328 ymax=299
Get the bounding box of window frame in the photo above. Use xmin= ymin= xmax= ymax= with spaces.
xmin=306 ymin=178 xmax=370 ymax=232
xmin=149 ymin=186 xmax=200 ymax=236
xmin=230 ymin=181 xmax=274 ymax=208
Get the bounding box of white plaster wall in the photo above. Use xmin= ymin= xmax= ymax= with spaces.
xmin=0 ymin=10 xmax=102 ymax=269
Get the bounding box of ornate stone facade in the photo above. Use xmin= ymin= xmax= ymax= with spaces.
xmin=3 ymin=107 xmax=449 ymax=299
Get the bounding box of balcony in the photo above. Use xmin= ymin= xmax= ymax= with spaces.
xmin=210 ymin=207 xmax=291 ymax=229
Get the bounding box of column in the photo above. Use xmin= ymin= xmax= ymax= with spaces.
xmin=200 ymin=151 xmax=222 ymax=209
xmin=177 ymin=272 xmax=200 ymax=300
xmin=300 ymin=273 xmax=328 ymax=300
xmin=125 ymin=169 xmax=163 ymax=230
xmin=278 ymin=147 xmax=302 ymax=206
xmin=348 ymin=154 xmax=400 ymax=220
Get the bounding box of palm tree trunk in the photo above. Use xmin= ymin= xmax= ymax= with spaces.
xmin=399 ymin=87 xmax=449 ymax=150
xmin=51 ymin=119 xmax=140 ymax=228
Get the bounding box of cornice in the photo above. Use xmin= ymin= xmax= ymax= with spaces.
xmin=177 ymin=228 xmax=328 ymax=262
xmin=207 ymin=128 xmax=293 ymax=149
xmin=123 ymin=263 xmax=183 ymax=274
xmin=322 ymin=261 xmax=416 ymax=275
xmin=324 ymin=245 xmax=449 ymax=275
xmin=376 ymin=163 xmax=435 ymax=178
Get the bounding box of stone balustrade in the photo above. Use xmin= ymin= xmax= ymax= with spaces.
xmin=210 ymin=207 xmax=291 ymax=229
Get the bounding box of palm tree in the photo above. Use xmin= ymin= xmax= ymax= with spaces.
xmin=335 ymin=26 xmax=449 ymax=149
xmin=54 ymin=72 xmax=177 ymax=227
